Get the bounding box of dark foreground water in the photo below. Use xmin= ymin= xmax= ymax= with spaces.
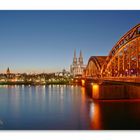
xmin=0 ymin=85 xmax=140 ymax=130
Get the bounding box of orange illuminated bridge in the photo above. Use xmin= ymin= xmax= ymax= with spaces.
xmin=83 ymin=23 xmax=140 ymax=83
xmin=81 ymin=24 xmax=140 ymax=100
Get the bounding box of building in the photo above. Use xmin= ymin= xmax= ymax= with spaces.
xmin=6 ymin=67 xmax=10 ymax=75
xmin=70 ymin=50 xmax=86 ymax=77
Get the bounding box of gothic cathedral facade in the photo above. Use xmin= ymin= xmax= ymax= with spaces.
xmin=70 ymin=50 xmax=86 ymax=77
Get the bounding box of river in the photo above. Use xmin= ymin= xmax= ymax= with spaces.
xmin=0 ymin=85 xmax=139 ymax=130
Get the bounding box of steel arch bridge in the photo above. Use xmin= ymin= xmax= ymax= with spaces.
xmin=85 ymin=24 xmax=140 ymax=82
xmin=85 ymin=56 xmax=107 ymax=78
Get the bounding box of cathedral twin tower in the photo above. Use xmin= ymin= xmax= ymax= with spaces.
xmin=70 ymin=50 xmax=86 ymax=76
xmin=73 ymin=49 xmax=83 ymax=66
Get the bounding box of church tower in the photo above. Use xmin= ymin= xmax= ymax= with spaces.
xmin=79 ymin=50 xmax=83 ymax=65
xmin=6 ymin=67 xmax=10 ymax=75
xmin=73 ymin=49 xmax=77 ymax=65
xmin=70 ymin=49 xmax=86 ymax=77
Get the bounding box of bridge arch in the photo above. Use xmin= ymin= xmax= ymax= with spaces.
xmin=85 ymin=56 xmax=107 ymax=78
xmin=101 ymin=24 xmax=140 ymax=78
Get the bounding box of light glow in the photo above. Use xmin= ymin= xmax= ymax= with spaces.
xmin=81 ymin=80 xmax=85 ymax=86
xmin=92 ymin=83 xmax=99 ymax=99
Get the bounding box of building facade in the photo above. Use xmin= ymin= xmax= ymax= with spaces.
xmin=70 ymin=50 xmax=86 ymax=77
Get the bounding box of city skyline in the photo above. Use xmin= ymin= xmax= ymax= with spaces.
xmin=0 ymin=10 xmax=140 ymax=73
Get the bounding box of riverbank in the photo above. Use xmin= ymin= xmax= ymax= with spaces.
xmin=0 ymin=81 xmax=73 ymax=85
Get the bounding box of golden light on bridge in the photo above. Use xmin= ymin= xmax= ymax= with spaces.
xmin=84 ymin=24 xmax=140 ymax=82
xmin=91 ymin=83 xmax=99 ymax=99
xmin=81 ymin=80 xmax=85 ymax=86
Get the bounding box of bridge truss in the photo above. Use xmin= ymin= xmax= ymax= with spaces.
xmin=85 ymin=24 xmax=140 ymax=80
xmin=102 ymin=24 xmax=140 ymax=78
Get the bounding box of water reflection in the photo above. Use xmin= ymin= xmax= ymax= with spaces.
xmin=7 ymin=86 xmax=20 ymax=118
xmin=89 ymin=99 xmax=140 ymax=130
xmin=90 ymin=101 xmax=102 ymax=130
xmin=0 ymin=85 xmax=140 ymax=129
xmin=81 ymin=87 xmax=86 ymax=103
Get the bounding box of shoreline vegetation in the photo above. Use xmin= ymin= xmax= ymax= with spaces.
xmin=0 ymin=81 xmax=74 ymax=86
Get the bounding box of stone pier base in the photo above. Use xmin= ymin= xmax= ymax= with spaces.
xmin=86 ymin=84 xmax=140 ymax=100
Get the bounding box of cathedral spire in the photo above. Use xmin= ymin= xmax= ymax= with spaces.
xmin=80 ymin=50 xmax=83 ymax=59
xmin=79 ymin=50 xmax=83 ymax=65
xmin=73 ymin=49 xmax=77 ymax=65
xmin=70 ymin=50 xmax=85 ymax=76
xmin=74 ymin=49 xmax=76 ymax=59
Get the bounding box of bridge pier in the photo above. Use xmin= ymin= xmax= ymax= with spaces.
xmin=81 ymin=79 xmax=140 ymax=100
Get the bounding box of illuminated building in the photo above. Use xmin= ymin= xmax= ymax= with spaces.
xmin=70 ymin=49 xmax=86 ymax=77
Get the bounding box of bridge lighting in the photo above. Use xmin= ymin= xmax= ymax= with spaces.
xmin=92 ymin=84 xmax=99 ymax=90
xmin=81 ymin=80 xmax=85 ymax=86
xmin=92 ymin=83 xmax=99 ymax=99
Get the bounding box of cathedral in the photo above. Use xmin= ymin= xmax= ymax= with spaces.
xmin=70 ymin=50 xmax=86 ymax=77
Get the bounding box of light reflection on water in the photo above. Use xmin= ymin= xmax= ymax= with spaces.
xmin=90 ymin=101 xmax=101 ymax=130
xmin=0 ymin=85 xmax=140 ymax=130
xmin=0 ymin=85 xmax=91 ymax=130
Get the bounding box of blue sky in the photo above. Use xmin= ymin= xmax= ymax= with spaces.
xmin=0 ymin=10 xmax=140 ymax=73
